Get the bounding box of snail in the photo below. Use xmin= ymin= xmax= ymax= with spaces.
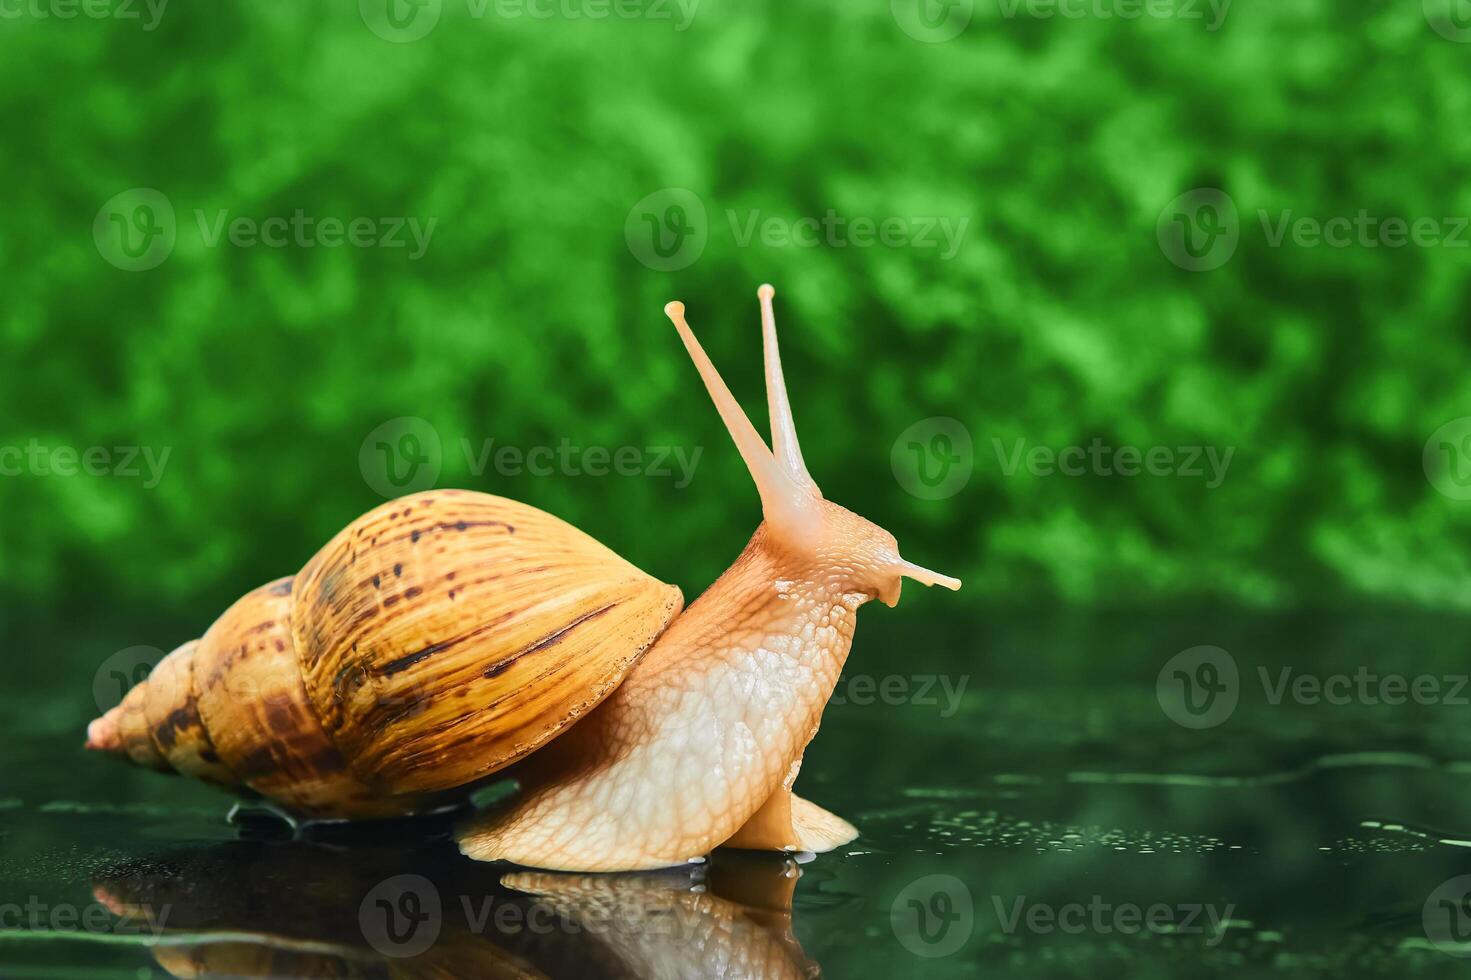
xmin=86 ymin=284 xmax=960 ymax=871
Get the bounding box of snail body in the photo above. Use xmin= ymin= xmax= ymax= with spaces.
xmin=87 ymin=285 xmax=959 ymax=870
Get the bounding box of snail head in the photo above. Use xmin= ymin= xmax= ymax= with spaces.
xmin=664 ymin=285 xmax=960 ymax=608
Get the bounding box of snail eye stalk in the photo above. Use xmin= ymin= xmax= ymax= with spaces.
xmin=665 ymin=299 xmax=822 ymax=553
xmin=759 ymin=284 xmax=819 ymax=496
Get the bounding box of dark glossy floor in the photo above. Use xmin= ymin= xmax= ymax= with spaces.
xmin=5 ymin=611 xmax=1471 ymax=977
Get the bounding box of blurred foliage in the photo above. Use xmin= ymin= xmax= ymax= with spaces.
xmin=1 ymin=0 xmax=1470 ymax=655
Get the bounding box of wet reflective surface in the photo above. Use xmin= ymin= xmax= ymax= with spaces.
xmin=6 ymin=611 xmax=1471 ymax=976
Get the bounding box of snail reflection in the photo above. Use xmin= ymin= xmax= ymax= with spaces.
xmin=92 ymin=836 xmax=822 ymax=979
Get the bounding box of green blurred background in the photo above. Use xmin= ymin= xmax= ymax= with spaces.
xmin=8 ymin=5 xmax=1471 ymax=977
xmin=3 ymin=0 xmax=1471 ymax=718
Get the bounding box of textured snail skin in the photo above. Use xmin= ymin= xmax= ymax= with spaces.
xmin=459 ymin=511 xmax=907 ymax=871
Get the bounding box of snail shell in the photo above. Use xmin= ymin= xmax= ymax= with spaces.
xmin=88 ymin=489 xmax=683 ymax=818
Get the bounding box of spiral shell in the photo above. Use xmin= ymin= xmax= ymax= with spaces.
xmin=87 ymin=490 xmax=683 ymax=818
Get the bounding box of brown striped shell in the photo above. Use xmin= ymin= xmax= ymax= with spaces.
xmin=86 ymin=490 xmax=684 ymax=819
